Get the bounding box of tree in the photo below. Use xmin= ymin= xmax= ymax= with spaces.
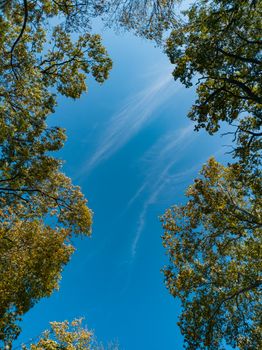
xmin=0 ymin=0 xmax=112 ymax=196
xmin=0 ymin=0 xmax=112 ymax=209
xmin=0 ymin=0 xmax=112 ymax=345
xmin=0 ymin=218 xmax=74 ymax=345
xmin=165 ymin=0 xmax=261 ymax=166
xmin=161 ymin=1 xmax=262 ymax=348
xmin=101 ymin=0 xmax=178 ymax=43
xmin=22 ymin=318 xmax=119 ymax=350
xmin=161 ymin=158 xmax=262 ymax=349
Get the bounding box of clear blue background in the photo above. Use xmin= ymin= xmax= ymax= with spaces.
xmin=17 ymin=25 xmax=232 ymax=350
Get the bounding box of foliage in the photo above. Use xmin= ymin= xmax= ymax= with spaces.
xmin=101 ymin=0 xmax=179 ymax=43
xmin=161 ymin=158 xmax=262 ymax=349
xmin=0 ymin=0 xmax=112 ymax=199
xmin=0 ymin=0 xmax=112 ymax=345
xmin=163 ymin=3 xmax=262 ymax=347
xmin=0 ymin=218 xmax=74 ymax=345
xmin=0 ymin=0 xmax=112 ymax=209
xmin=22 ymin=319 xmax=119 ymax=350
xmin=166 ymin=0 xmax=262 ymax=165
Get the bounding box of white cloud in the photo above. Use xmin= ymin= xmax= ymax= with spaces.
xmin=78 ymin=70 xmax=181 ymax=176
xmin=130 ymin=125 xmax=200 ymax=258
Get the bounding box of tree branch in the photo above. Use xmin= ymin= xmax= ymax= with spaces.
xmin=217 ymin=47 xmax=261 ymax=65
xmin=9 ymin=0 xmax=28 ymax=80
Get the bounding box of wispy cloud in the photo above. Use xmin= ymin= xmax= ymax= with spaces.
xmin=78 ymin=70 xmax=181 ymax=176
xmin=128 ymin=124 xmax=195 ymax=208
xmin=131 ymin=181 xmax=166 ymax=258
xmin=130 ymin=125 xmax=200 ymax=258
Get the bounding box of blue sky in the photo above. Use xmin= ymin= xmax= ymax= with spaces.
xmin=17 ymin=26 xmax=232 ymax=350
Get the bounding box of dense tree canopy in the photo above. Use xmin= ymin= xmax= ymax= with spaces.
xmin=166 ymin=0 xmax=261 ymax=165
xmin=0 ymin=218 xmax=74 ymax=345
xmin=162 ymin=158 xmax=262 ymax=349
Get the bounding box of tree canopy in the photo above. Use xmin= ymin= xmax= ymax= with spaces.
xmin=0 ymin=0 xmax=112 ymax=211
xmin=0 ymin=0 xmax=112 ymax=346
xmin=0 ymin=218 xmax=74 ymax=345
xmin=162 ymin=1 xmax=262 ymax=348
xmin=166 ymin=0 xmax=261 ymax=165
xmin=162 ymin=158 xmax=262 ymax=349
xmin=101 ymin=0 xmax=178 ymax=42
xmin=22 ymin=319 xmax=119 ymax=350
